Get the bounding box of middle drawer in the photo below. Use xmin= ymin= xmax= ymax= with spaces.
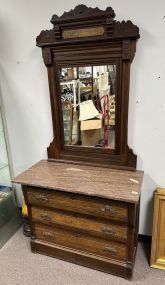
xmin=31 ymin=207 xmax=128 ymax=243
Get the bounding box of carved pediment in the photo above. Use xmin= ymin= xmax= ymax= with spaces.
xmin=51 ymin=4 xmax=115 ymax=24
xmin=36 ymin=30 xmax=56 ymax=46
xmin=36 ymin=5 xmax=140 ymax=46
xmin=114 ymin=20 xmax=139 ymax=39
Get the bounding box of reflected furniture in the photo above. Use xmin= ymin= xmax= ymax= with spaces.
xmin=150 ymin=188 xmax=165 ymax=270
xmin=13 ymin=5 xmax=143 ymax=279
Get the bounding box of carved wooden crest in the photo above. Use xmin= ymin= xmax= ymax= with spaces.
xmin=36 ymin=4 xmax=139 ymax=47
xmin=51 ymin=5 xmax=115 ymax=23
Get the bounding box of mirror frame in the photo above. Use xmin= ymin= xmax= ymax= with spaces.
xmin=36 ymin=5 xmax=140 ymax=170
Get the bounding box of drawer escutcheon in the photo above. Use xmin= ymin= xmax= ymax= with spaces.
xmin=40 ymin=212 xmax=52 ymax=221
xmin=35 ymin=194 xmax=48 ymax=203
xmin=101 ymin=205 xmax=116 ymax=215
xmin=101 ymin=226 xmax=116 ymax=236
xmin=103 ymin=246 xmax=117 ymax=255
xmin=42 ymin=231 xmax=54 ymax=239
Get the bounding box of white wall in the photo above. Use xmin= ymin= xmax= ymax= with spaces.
xmin=0 ymin=0 xmax=165 ymax=235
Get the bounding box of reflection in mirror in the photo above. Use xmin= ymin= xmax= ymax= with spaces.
xmin=60 ymin=65 xmax=116 ymax=149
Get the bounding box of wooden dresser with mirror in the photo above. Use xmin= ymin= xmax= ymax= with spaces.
xmin=13 ymin=5 xmax=143 ymax=279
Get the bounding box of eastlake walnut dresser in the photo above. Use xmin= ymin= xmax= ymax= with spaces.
xmin=13 ymin=160 xmax=143 ymax=279
xmin=13 ymin=5 xmax=143 ymax=279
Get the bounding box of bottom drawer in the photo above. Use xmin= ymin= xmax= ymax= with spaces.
xmin=35 ymin=224 xmax=127 ymax=261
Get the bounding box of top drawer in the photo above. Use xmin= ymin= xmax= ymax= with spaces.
xmin=25 ymin=186 xmax=128 ymax=223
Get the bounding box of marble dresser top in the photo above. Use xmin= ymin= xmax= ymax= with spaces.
xmin=12 ymin=160 xmax=144 ymax=204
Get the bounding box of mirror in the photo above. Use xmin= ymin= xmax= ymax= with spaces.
xmin=37 ymin=5 xmax=139 ymax=168
xmin=60 ymin=65 xmax=116 ymax=149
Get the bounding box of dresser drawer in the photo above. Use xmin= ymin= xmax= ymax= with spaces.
xmin=27 ymin=187 xmax=128 ymax=223
xmin=32 ymin=207 xmax=128 ymax=243
xmin=35 ymin=224 xmax=127 ymax=261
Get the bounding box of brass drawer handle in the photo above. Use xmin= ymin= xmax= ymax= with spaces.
xmin=42 ymin=231 xmax=54 ymax=239
xmin=35 ymin=195 xmax=48 ymax=203
xmin=101 ymin=205 xmax=116 ymax=215
xmin=75 ymin=232 xmax=81 ymax=238
xmin=103 ymin=246 xmax=117 ymax=255
xmin=40 ymin=212 xmax=52 ymax=221
xmin=101 ymin=226 xmax=116 ymax=236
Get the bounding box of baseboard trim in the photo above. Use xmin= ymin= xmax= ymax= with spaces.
xmin=138 ymin=234 xmax=151 ymax=243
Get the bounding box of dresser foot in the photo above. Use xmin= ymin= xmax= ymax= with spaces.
xmin=125 ymin=262 xmax=133 ymax=279
xmin=31 ymin=239 xmax=37 ymax=253
xmin=23 ymin=219 xmax=31 ymax=237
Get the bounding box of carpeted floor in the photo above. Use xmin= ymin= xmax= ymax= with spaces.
xmin=0 ymin=228 xmax=165 ymax=285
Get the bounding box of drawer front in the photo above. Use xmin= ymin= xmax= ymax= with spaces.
xmin=35 ymin=224 xmax=127 ymax=261
xmin=32 ymin=207 xmax=128 ymax=243
xmin=27 ymin=187 xmax=128 ymax=223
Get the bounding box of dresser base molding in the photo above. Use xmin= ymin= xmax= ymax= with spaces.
xmin=31 ymin=239 xmax=134 ymax=279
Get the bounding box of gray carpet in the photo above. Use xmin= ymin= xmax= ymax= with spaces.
xmin=0 ymin=228 xmax=165 ymax=285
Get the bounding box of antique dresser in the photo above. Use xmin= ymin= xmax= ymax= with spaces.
xmin=13 ymin=5 xmax=143 ymax=279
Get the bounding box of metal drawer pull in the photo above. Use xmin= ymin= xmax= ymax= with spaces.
xmin=102 ymin=227 xmax=116 ymax=236
xmin=35 ymin=195 xmax=48 ymax=203
xmin=101 ymin=205 xmax=116 ymax=215
xmin=43 ymin=231 xmax=54 ymax=239
xmin=103 ymin=246 xmax=117 ymax=255
xmin=41 ymin=212 xmax=51 ymax=221
xmin=75 ymin=233 xmax=81 ymax=238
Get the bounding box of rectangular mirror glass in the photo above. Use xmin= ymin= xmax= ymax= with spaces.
xmin=60 ymin=65 xmax=116 ymax=149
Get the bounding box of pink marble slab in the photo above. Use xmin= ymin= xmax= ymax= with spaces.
xmin=12 ymin=160 xmax=143 ymax=203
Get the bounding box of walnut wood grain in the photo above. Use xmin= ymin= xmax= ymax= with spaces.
xmin=34 ymin=223 xmax=127 ymax=261
xmin=12 ymin=160 xmax=143 ymax=203
xmin=23 ymin=182 xmax=140 ymax=279
xmin=35 ymin=4 xmax=140 ymax=169
xmin=31 ymin=239 xmax=131 ymax=278
xmin=31 ymin=206 xmax=128 ymax=243
xmin=27 ymin=188 xmax=128 ymax=223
